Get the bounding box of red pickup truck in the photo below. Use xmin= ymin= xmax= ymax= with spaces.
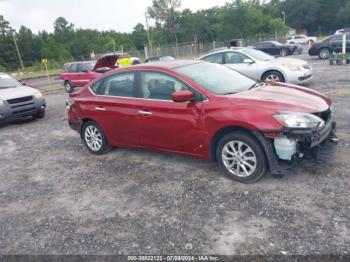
xmin=59 ymin=55 xmax=124 ymax=93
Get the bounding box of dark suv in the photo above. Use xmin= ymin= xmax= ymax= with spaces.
xmin=308 ymin=34 xmax=350 ymax=59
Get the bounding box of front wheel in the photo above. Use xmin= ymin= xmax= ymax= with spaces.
xmin=318 ymin=48 xmax=331 ymax=59
xmin=216 ymin=131 xmax=267 ymax=183
xmin=280 ymin=48 xmax=289 ymax=57
xmin=262 ymin=71 xmax=285 ymax=82
xmin=33 ymin=109 xmax=45 ymax=119
xmin=82 ymin=121 xmax=111 ymax=154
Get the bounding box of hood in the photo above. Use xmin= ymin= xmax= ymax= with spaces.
xmin=92 ymin=55 xmax=119 ymax=71
xmin=228 ymin=83 xmax=331 ymax=113
xmin=269 ymin=57 xmax=308 ymax=67
xmin=0 ymin=85 xmax=39 ymax=100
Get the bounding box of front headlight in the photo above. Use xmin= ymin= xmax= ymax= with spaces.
xmin=282 ymin=64 xmax=302 ymax=71
xmin=34 ymin=91 xmax=42 ymax=98
xmin=273 ymin=111 xmax=325 ymax=129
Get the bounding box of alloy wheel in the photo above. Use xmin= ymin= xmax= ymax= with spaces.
xmin=265 ymin=74 xmax=281 ymax=82
xmin=221 ymin=140 xmax=257 ymax=178
xmin=84 ymin=125 xmax=103 ymax=151
xmin=280 ymin=49 xmax=288 ymax=57
xmin=320 ymin=49 xmax=330 ymax=59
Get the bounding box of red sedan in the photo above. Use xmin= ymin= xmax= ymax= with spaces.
xmin=67 ymin=60 xmax=337 ymax=183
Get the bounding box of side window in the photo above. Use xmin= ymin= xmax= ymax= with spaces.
xmin=287 ymin=36 xmax=292 ymax=40
xmin=70 ymin=63 xmax=78 ymax=73
xmin=295 ymin=35 xmax=305 ymax=39
xmin=140 ymin=71 xmax=191 ymax=101
xmin=99 ymin=73 xmax=134 ymax=97
xmin=202 ymin=53 xmax=223 ymax=64
xmin=78 ymin=63 xmax=87 ymax=72
xmin=225 ymin=52 xmax=248 ymax=64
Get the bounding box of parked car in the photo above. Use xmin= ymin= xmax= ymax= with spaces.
xmin=335 ymin=27 xmax=350 ymax=34
xmin=0 ymin=73 xmax=45 ymax=126
xmin=254 ymin=41 xmax=303 ymax=56
xmin=67 ymin=60 xmax=337 ymax=183
xmin=145 ymin=56 xmax=175 ymax=63
xmin=308 ymin=34 xmax=350 ymax=59
xmin=286 ymin=35 xmax=317 ymax=45
xmin=200 ymin=47 xmax=312 ymax=84
xmin=60 ymin=54 xmax=137 ymax=93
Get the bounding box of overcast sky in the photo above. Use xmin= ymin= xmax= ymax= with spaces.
xmin=0 ymin=0 xmax=229 ymax=33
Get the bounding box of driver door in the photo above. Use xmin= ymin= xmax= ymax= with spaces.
xmin=135 ymin=70 xmax=206 ymax=156
xmin=223 ymin=51 xmax=261 ymax=81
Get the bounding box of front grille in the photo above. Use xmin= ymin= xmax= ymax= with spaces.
xmin=313 ymin=109 xmax=331 ymax=122
xmin=298 ymin=75 xmax=312 ymax=81
xmin=7 ymin=96 xmax=33 ymax=104
xmin=12 ymin=108 xmax=36 ymax=115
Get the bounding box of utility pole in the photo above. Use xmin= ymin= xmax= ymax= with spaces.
xmin=282 ymin=11 xmax=286 ymax=25
xmin=112 ymin=39 xmax=116 ymax=54
xmin=12 ymin=31 xmax=24 ymax=71
xmin=145 ymin=12 xmax=153 ymax=57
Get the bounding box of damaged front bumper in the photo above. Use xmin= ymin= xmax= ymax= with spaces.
xmin=254 ymin=116 xmax=338 ymax=175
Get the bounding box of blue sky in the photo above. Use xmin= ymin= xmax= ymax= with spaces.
xmin=0 ymin=0 xmax=229 ymax=33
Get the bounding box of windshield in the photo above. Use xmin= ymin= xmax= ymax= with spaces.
xmin=175 ymin=62 xmax=256 ymax=95
xmin=85 ymin=62 xmax=96 ymax=71
xmin=0 ymin=74 xmax=20 ymax=89
xmin=243 ymin=48 xmax=275 ymax=61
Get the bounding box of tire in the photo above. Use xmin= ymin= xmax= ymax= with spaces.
xmin=216 ymin=131 xmax=267 ymax=183
xmin=280 ymin=48 xmax=289 ymax=57
xmin=33 ymin=109 xmax=45 ymax=119
xmin=262 ymin=70 xmax=285 ymax=82
xmin=318 ymin=48 xmax=331 ymax=59
xmin=307 ymin=39 xmax=314 ymax=45
xmin=82 ymin=121 xmax=111 ymax=155
xmin=132 ymin=60 xmax=140 ymax=65
xmin=64 ymin=81 xmax=74 ymax=93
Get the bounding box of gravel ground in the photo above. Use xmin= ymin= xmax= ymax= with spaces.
xmin=1 ymin=54 xmax=350 ymax=256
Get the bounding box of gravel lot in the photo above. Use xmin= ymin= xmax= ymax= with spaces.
xmin=1 ymin=54 xmax=350 ymax=256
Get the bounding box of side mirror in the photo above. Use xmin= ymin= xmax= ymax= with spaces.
xmin=171 ymin=90 xmax=194 ymax=102
xmin=243 ymin=58 xmax=254 ymax=64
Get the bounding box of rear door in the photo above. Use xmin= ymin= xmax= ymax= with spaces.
xmin=89 ymin=72 xmax=141 ymax=147
xmin=135 ymin=70 xmax=206 ymax=156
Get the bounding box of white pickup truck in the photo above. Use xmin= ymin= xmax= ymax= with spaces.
xmin=0 ymin=73 xmax=46 ymax=126
xmin=286 ymin=35 xmax=317 ymax=45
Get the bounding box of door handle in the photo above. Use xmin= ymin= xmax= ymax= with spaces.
xmin=138 ymin=110 xmax=152 ymax=116
xmin=95 ymin=107 xmax=106 ymax=111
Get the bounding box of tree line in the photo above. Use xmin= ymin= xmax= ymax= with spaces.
xmin=0 ymin=0 xmax=349 ymax=71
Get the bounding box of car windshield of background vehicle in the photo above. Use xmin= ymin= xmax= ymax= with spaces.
xmin=175 ymin=63 xmax=256 ymax=95
xmin=243 ymin=48 xmax=275 ymax=61
xmin=85 ymin=62 xmax=96 ymax=71
xmin=0 ymin=75 xmax=20 ymax=89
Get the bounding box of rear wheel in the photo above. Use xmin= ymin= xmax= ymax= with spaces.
xmin=318 ymin=48 xmax=331 ymax=59
xmin=262 ymin=70 xmax=285 ymax=82
xmin=82 ymin=121 xmax=110 ymax=154
xmin=216 ymin=131 xmax=267 ymax=183
xmin=64 ymin=81 xmax=74 ymax=93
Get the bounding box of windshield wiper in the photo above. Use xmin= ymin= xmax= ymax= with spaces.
xmin=249 ymin=81 xmax=266 ymax=90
